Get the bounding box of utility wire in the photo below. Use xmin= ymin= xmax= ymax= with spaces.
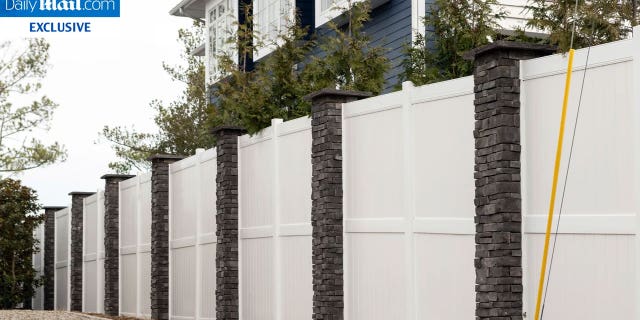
xmin=569 ymin=0 xmax=579 ymax=49
xmin=539 ymin=16 xmax=595 ymax=319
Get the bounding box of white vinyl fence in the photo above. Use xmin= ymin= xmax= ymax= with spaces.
xmin=343 ymin=80 xmax=476 ymax=320
xmin=168 ymin=148 xmax=218 ymax=320
xmin=238 ymin=117 xmax=313 ymax=320
xmin=54 ymin=207 xmax=70 ymax=311
xmin=82 ymin=191 xmax=105 ymax=313
xmin=520 ymin=37 xmax=640 ymax=319
xmin=32 ymin=223 xmax=45 ymax=310
xmin=119 ymin=174 xmax=152 ymax=318
xmin=38 ymin=27 xmax=640 ymax=320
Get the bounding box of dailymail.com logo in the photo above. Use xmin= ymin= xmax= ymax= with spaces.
xmin=1 ymin=0 xmax=120 ymax=17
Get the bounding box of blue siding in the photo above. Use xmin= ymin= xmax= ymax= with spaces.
xmin=312 ymin=0 xmax=413 ymax=92
xmin=215 ymin=0 xmax=425 ymax=97
xmin=297 ymin=0 xmax=315 ymax=39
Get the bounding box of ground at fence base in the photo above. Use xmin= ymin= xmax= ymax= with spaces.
xmin=84 ymin=312 xmax=144 ymax=320
xmin=0 ymin=310 xmax=146 ymax=320
xmin=0 ymin=311 xmax=145 ymax=320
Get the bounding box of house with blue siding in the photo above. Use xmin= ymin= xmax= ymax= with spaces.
xmin=170 ymin=0 xmax=530 ymax=92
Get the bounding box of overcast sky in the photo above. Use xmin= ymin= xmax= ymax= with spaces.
xmin=1 ymin=0 xmax=193 ymax=206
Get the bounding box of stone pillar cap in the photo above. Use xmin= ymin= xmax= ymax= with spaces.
xmin=210 ymin=125 xmax=247 ymax=136
xmin=463 ymin=40 xmax=556 ymax=61
xmin=146 ymin=154 xmax=186 ymax=162
xmin=68 ymin=191 xmax=96 ymax=196
xmin=100 ymin=174 xmax=136 ymax=180
xmin=304 ymin=88 xmax=372 ymax=101
xmin=43 ymin=206 xmax=67 ymax=211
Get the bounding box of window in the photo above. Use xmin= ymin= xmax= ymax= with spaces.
xmin=253 ymin=0 xmax=295 ymax=60
xmin=315 ymin=0 xmax=389 ymax=27
xmin=206 ymin=0 xmax=237 ymax=83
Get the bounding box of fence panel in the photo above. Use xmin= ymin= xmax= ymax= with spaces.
xmin=32 ymin=223 xmax=45 ymax=310
xmin=54 ymin=207 xmax=70 ymax=311
xmin=168 ymin=148 xmax=217 ymax=320
xmin=239 ymin=117 xmax=313 ymax=320
xmin=343 ymin=79 xmax=476 ymax=320
xmin=82 ymin=191 xmax=105 ymax=313
xmin=119 ymin=173 xmax=152 ymax=318
xmin=520 ymin=38 xmax=638 ymax=319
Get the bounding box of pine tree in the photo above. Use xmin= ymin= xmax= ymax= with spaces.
xmin=527 ymin=0 xmax=639 ymax=51
xmin=399 ymin=0 xmax=504 ymax=86
xmin=303 ymin=0 xmax=389 ymax=94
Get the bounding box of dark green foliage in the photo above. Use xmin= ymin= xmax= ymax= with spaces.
xmin=0 ymin=179 xmax=43 ymax=309
xmin=213 ymin=15 xmax=315 ymax=133
xmin=399 ymin=0 xmax=504 ymax=86
xmin=526 ymin=0 xmax=639 ymax=51
xmin=303 ymin=0 xmax=389 ymax=94
xmin=213 ymin=0 xmax=389 ymax=134
xmin=101 ymin=22 xmax=215 ymax=173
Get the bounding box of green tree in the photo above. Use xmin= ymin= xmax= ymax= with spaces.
xmin=303 ymin=0 xmax=389 ymax=94
xmin=101 ymin=22 xmax=215 ymax=173
xmin=0 ymin=178 xmax=43 ymax=309
xmin=527 ymin=0 xmax=639 ymax=52
xmin=213 ymin=1 xmax=390 ymax=133
xmin=214 ymin=10 xmax=316 ymax=133
xmin=0 ymin=39 xmax=66 ymax=174
xmin=399 ymin=0 xmax=504 ymax=86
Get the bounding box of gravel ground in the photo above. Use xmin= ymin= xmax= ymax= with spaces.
xmin=0 ymin=311 xmax=102 ymax=320
xmin=0 ymin=311 xmax=142 ymax=320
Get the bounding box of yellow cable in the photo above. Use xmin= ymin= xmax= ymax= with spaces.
xmin=533 ymin=48 xmax=575 ymax=320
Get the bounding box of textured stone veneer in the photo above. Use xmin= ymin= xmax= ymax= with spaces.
xmin=43 ymin=206 xmax=65 ymax=310
xmin=69 ymin=191 xmax=95 ymax=311
xmin=465 ymin=41 xmax=554 ymax=320
xmin=148 ymin=155 xmax=184 ymax=320
xmin=306 ymin=89 xmax=370 ymax=320
xmin=101 ymin=174 xmax=135 ymax=316
xmin=212 ymin=126 xmax=245 ymax=320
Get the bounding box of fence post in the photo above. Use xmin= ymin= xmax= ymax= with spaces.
xmin=43 ymin=206 xmax=65 ymax=310
xmin=632 ymin=25 xmax=640 ymax=320
xmin=211 ymin=126 xmax=246 ymax=320
xmin=306 ymin=88 xmax=371 ymax=320
xmin=68 ymin=191 xmax=95 ymax=312
xmin=464 ymin=41 xmax=554 ymax=320
xmin=101 ymin=174 xmax=135 ymax=316
xmin=148 ymin=155 xmax=184 ymax=320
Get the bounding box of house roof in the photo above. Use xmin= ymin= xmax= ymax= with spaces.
xmin=169 ymin=0 xmax=206 ymax=19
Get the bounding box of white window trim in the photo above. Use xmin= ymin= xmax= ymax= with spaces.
xmin=411 ymin=0 xmax=426 ymax=42
xmin=314 ymin=0 xmax=390 ymax=28
xmin=205 ymin=0 xmax=238 ymax=84
xmin=253 ymin=0 xmax=296 ymax=61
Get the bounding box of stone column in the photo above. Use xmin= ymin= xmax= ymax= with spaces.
xmin=101 ymin=174 xmax=134 ymax=316
xmin=148 ymin=155 xmax=184 ymax=320
xmin=306 ymin=89 xmax=371 ymax=320
xmin=68 ymin=191 xmax=95 ymax=311
xmin=43 ymin=206 xmax=65 ymax=310
xmin=211 ymin=126 xmax=245 ymax=320
xmin=464 ymin=41 xmax=555 ymax=320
